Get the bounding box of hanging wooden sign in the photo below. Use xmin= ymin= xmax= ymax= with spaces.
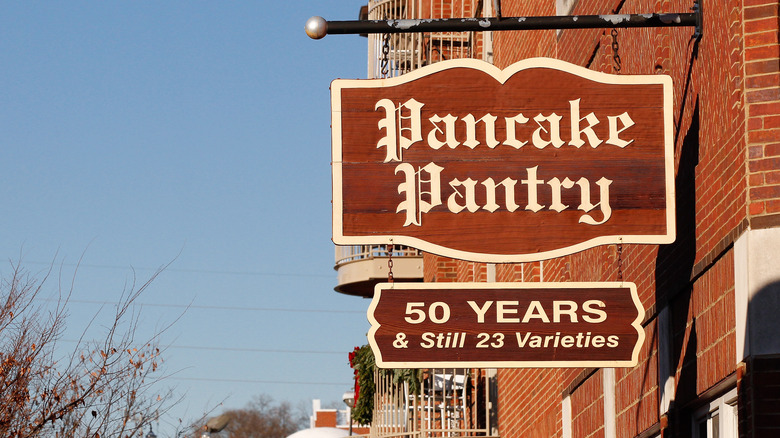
xmin=331 ymin=58 xmax=675 ymax=262
xmin=367 ymin=282 xmax=645 ymax=368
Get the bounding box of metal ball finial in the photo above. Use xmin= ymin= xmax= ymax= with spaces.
xmin=305 ymin=16 xmax=328 ymax=39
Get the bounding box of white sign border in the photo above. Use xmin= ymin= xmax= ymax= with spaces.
xmin=331 ymin=57 xmax=675 ymax=263
xmin=367 ymin=281 xmax=646 ymax=369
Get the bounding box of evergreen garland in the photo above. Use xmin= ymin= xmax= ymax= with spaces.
xmin=349 ymin=345 xmax=375 ymax=424
xmin=348 ymin=345 xmax=423 ymax=425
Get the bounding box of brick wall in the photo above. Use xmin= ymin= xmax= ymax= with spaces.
xmin=616 ymin=321 xmax=660 ymax=436
xmin=570 ymin=370 xmax=605 ymax=437
xmin=313 ymin=410 xmax=337 ymax=428
xmin=691 ymin=252 xmax=737 ymax=394
xmin=401 ymin=0 xmax=775 ymax=435
xmin=423 ymin=253 xmax=458 ymax=281
xmin=498 ymin=369 xmax=565 ymax=437
xmin=419 ymin=0 xmax=763 ymax=436
xmin=743 ymin=0 xmax=780 ymax=220
xmin=738 ymin=356 xmax=780 ymax=436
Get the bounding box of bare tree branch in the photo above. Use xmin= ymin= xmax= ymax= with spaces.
xmin=0 ymin=259 xmax=181 ymax=438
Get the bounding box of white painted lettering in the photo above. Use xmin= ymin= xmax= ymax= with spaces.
xmin=607 ymin=112 xmax=635 ymax=148
xmin=462 ymin=113 xmax=499 ymax=149
xmin=553 ymin=301 xmax=579 ymax=323
xmin=532 ymin=113 xmax=564 ymax=149
xmin=503 ymin=114 xmax=529 ymax=149
xmin=497 ymin=301 xmax=520 ymax=323
xmin=522 ymin=166 xmax=544 ymax=213
xmin=427 ymin=114 xmax=459 ymax=149
xmin=569 ymin=98 xmax=603 ymax=148
xmin=467 ymin=301 xmax=493 ymax=323
xmin=582 ymin=300 xmax=607 ymax=323
xmin=395 ymin=162 xmax=443 ymax=226
xmin=577 ymin=177 xmax=613 ymax=225
xmin=482 ymin=177 xmax=519 ymax=213
xmin=522 ymin=301 xmax=550 ymax=323
xmin=375 ymin=98 xmax=424 ymax=162
xmin=447 ymin=178 xmax=480 ymax=213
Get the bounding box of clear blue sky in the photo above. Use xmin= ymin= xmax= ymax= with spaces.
xmin=1 ymin=2 xmax=370 ymax=434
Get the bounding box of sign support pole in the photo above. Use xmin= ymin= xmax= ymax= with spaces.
xmin=306 ymin=0 xmax=702 ymax=39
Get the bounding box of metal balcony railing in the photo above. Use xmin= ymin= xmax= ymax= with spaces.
xmin=335 ymin=245 xmax=422 ymax=267
xmin=351 ymin=4 xmax=500 ymax=436
xmin=367 ymin=0 xmax=493 ymax=79
xmin=334 ymin=245 xmax=423 ymax=297
xmin=372 ymin=368 xmax=498 ymax=438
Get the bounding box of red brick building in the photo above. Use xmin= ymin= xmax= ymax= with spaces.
xmin=332 ymin=1 xmax=780 ymax=437
xmin=310 ymin=399 xmax=370 ymax=436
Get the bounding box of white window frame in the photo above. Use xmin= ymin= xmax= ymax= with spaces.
xmin=561 ymin=395 xmax=572 ymax=438
xmin=693 ymin=388 xmax=738 ymax=438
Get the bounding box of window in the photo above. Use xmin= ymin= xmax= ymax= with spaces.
xmin=693 ymin=389 xmax=738 ymax=438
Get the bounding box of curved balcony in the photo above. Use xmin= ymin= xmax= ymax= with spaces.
xmin=366 ymin=0 xmax=492 ymax=79
xmin=334 ymin=245 xmax=423 ymax=297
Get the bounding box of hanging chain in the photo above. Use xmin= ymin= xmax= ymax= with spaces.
xmin=380 ymin=32 xmax=390 ymax=78
xmin=611 ymin=12 xmax=623 ymax=283
xmin=610 ymin=28 xmax=622 ymax=73
xmin=387 ymin=243 xmax=394 ymax=283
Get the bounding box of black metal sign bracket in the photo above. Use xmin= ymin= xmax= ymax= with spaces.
xmin=306 ymin=0 xmax=702 ymax=40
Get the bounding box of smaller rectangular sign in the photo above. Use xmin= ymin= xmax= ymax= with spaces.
xmin=368 ymin=282 xmax=645 ymax=368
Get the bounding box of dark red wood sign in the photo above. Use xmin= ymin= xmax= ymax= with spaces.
xmin=368 ymin=282 xmax=645 ymax=368
xmin=331 ymin=58 xmax=675 ymax=262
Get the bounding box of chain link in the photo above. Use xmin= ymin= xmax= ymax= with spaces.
xmin=381 ymin=32 xmax=390 ymax=78
xmin=387 ymin=243 xmax=394 ymax=283
xmin=610 ymin=28 xmax=622 ymax=73
xmin=611 ymin=21 xmax=622 ymax=282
